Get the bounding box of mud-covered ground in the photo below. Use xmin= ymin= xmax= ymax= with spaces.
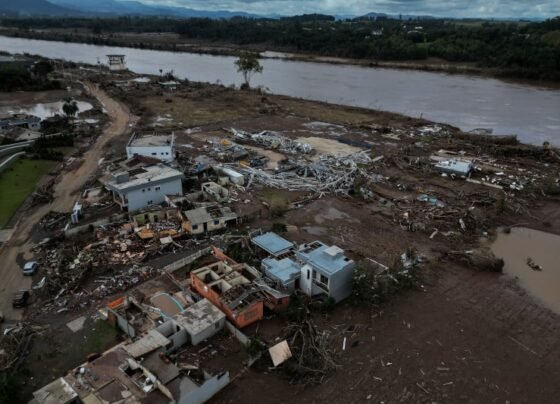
xmin=7 ymin=68 xmax=560 ymax=403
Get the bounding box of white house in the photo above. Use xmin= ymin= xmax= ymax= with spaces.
xmin=126 ymin=132 xmax=176 ymax=162
xmin=106 ymin=54 xmax=126 ymax=71
xmin=103 ymin=164 xmax=183 ymax=212
xmin=297 ymin=242 xmax=356 ymax=302
xmin=253 ymin=234 xmax=355 ymax=302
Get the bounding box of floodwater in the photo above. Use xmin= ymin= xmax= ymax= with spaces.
xmin=491 ymin=227 xmax=560 ymax=314
xmin=0 ymin=100 xmax=93 ymax=120
xmin=1 ymin=35 xmax=560 ymax=144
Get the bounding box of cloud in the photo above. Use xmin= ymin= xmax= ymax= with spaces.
xmin=140 ymin=0 xmax=560 ymax=18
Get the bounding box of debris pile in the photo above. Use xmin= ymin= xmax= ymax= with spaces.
xmin=230 ymin=128 xmax=313 ymax=155
xmin=0 ymin=324 xmax=44 ymax=372
xmin=238 ymin=151 xmax=379 ymax=195
xmin=282 ymin=319 xmax=339 ymax=385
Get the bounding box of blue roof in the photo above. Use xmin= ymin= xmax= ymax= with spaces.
xmin=262 ymin=257 xmax=301 ymax=284
xmin=297 ymin=242 xmax=351 ymax=275
xmin=252 ymin=232 xmax=294 ymax=256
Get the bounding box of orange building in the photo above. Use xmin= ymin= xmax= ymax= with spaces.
xmin=190 ymin=261 xmax=264 ymax=329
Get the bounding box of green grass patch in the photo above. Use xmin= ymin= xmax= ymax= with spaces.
xmin=85 ymin=319 xmax=120 ymax=353
xmin=0 ymin=159 xmax=55 ymax=228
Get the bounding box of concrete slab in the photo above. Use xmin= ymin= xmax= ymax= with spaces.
xmin=66 ymin=316 xmax=87 ymax=333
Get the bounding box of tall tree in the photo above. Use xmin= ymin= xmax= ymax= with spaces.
xmin=62 ymin=97 xmax=78 ymax=119
xmin=234 ymin=52 xmax=263 ymax=89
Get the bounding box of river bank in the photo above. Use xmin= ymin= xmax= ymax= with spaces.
xmin=2 ymin=27 xmax=557 ymax=86
xmin=2 ymin=34 xmax=560 ymax=145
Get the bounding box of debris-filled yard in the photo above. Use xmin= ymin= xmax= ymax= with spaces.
xmin=2 ymin=64 xmax=560 ymax=403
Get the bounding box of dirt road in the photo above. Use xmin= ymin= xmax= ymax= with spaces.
xmin=0 ymin=83 xmax=132 ymax=322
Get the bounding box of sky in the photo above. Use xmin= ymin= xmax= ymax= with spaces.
xmin=140 ymin=0 xmax=560 ymax=18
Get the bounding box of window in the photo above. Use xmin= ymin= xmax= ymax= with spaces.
xmin=151 ymin=152 xmax=157 ymax=156
xmin=215 ymin=323 xmax=220 ymax=330
xmin=312 ymin=269 xmax=317 ymax=279
xmin=192 ymin=224 xmax=198 ymax=230
xmin=147 ymin=188 xmax=151 ymax=191
xmin=306 ymin=269 xmax=310 ymax=280
xmin=161 ymin=152 xmax=165 ymax=155
xmin=155 ymin=186 xmax=161 ymax=191
xmin=320 ymin=274 xmax=329 ymax=285
xmin=166 ymin=152 xmax=169 ymax=155
xmin=147 ymin=200 xmax=153 ymax=205
xmin=214 ymin=220 xmax=220 ymax=225
xmin=142 ymin=189 xmax=145 ymax=192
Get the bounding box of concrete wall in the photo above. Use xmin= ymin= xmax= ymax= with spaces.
xmin=127 ymin=145 xmax=174 ymax=161
xmin=125 ymin=178 xmax=182 ymax=212
xmin=163 ymin=247 xmax=212 ymax=273
xmin=64 ymin=213 xmax=128 ymax=237
xmin=178 ymin=372 xmax=230 ymax=404
xmin=189 ymin=316 xmax=225 ymax=346
xmin=327 ymin=262 xmax=355 ymax=302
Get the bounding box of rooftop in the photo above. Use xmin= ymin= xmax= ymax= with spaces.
xmin=184 ymin=206 xmax=237 ymax=226
xmin=32 ymin=377 xmax=78 ymax=404
xmin=174 ymin=298 xmax=225 ymax=335
xmin=105 ymin=164 xmax=183 ymax=192
xmin=262 ymin=256 xmax=301 ymax=283
xmin=129 ymin=132 xmax=174 ymax=148
xmin=252 ymin=232 xmax=294 ymax=256
xmin=297 ymin=241 xmax=352 ymax=275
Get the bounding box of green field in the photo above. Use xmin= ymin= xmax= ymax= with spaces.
xmin=0 ymin=159 xmax=56 ymax=228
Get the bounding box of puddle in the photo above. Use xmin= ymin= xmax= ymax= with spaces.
xmin=0 ymin=101 xmax=93 ymax=120
xmin=491 ymin=227 xmax=560 ymax=313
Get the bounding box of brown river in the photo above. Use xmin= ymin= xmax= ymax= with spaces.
xmin=492 ymin=227 xmax=560 ymax=314
xmin=1 ymin=35 xmax=560 ymax=145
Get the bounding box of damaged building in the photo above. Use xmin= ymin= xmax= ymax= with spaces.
xmin=126 ymin=131 xmax=176 ymax=162
xmin=102 ymin=164 xmax=184 ymax=212
xmin=191 ymin=261 xmax=264 ymax=328
xmin=184 ymin=206 xmax=238 ymax=235
xmin=252 ymin=234 xmax=356 ymax=302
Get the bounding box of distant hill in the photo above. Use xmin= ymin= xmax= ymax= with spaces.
xmin=49 ymin=0 xmax=262 ymax=18
xmin=0 ymin=0 xmax=77 ymax=16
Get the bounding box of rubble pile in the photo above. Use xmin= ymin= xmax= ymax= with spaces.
xmin=230 ymin=128 xmax=313 ymax=155
xmin=0 ymin=324 xmax=44 ymax=372
xmin=239 ymin=151 xmax=380 ymax=195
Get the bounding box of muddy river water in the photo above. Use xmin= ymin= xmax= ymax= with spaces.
xmin=1 ymin=35 xmax=560 ymax=145
xmin=491 ymin=227 xmax=560 ymax=314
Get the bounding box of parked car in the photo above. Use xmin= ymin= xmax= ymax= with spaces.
xmin=12 ymin=290 xmax=30 ymax=308
xmin=22 ymin=261 xmax=39 ymax=276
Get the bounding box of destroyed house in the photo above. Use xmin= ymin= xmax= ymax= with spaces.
xmin=127 ymin=131 xmax=176 ymax=162
xmin=184 ymin=206 xmax=238 ymax=235
xmin=103 ymin=164 xmax=183 ymax=212
xmin=0 ymin=113 xmax=41 ymax=131
xmin=191 ymin=261 xmax=264 ymax=328
xmin=33 ymin=328 xmax=230 ymax=404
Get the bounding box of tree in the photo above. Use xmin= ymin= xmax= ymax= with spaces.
xmin=234 ymin=52 xmax=263 ymax=89
xmin=32 ymin=60 xmax=53 ymax=78
xmin=62 ymin=97 xmax=79 ymax=119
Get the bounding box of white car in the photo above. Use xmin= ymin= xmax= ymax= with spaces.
xmin=22 ymin=261 xmax=39 ymax=276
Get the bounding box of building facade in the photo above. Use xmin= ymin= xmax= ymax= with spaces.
xmin=126 ymin=132 xmax=176 ymax=162
xmin=103 ymin=165 xmax=183 ymax=212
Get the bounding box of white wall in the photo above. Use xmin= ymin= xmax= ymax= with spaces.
xmin=127 ymin=145 xmax=174 ymax=161
xmin=123 ymin=178 xmax=182 ymax=212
